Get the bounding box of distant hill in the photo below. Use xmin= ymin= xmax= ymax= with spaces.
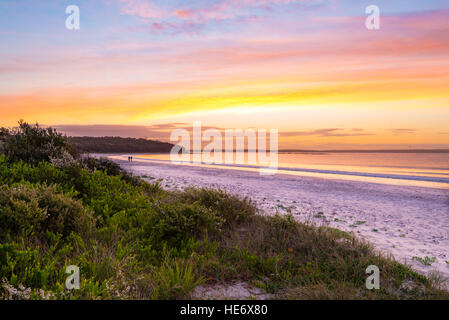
xmin=68 ymin=136 xmax=174 ymax=154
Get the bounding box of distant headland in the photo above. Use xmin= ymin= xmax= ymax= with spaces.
xmin=68 ymin=136 xmax=174 ymax=154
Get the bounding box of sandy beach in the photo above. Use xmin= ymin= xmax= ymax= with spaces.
xmin=112 ymin=155 xmax=449 ymax=284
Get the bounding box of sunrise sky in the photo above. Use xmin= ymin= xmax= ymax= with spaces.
xmin=0 ymin=0 xmax=448 ymax=149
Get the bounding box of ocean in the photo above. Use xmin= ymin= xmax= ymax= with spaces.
xmin=128 ymin=152 xmax=449 ymax=189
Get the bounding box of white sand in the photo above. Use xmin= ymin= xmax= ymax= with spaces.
xmin=112 ymin=156 xmax=449 ymax=284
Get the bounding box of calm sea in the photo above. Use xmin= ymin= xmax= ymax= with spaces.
xmin=131 ymin=152 xmax=449 ymax=189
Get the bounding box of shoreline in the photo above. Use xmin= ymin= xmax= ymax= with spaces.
xmin=111 ymin=156 xmax=449 ymax=284
xmin=107 ymin=154 xmax=449 ymax=190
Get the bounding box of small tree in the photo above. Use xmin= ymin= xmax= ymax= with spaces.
xmin=0 ymin=120 xmax=74 ymax=165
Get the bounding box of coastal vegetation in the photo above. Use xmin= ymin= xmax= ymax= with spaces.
xmin=0 ymin=122 xmax=448 ymax=300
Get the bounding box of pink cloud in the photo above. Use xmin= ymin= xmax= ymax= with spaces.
xmin=119 ymin=0 xmax=167 ymax=19
xmin=174 ymin=9 xmax=196 ymax=19
xmin=116 ymin=0 xmax=315 ymax=35
xmin=118 ymin=0 xmax=312 ymax=22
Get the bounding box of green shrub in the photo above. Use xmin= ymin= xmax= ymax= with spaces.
xmin=78 ymin=157 xmax=141 ymax=186
xmin=79 ymin=157 xmax=124 ymax=174
xmin=0 ymin=121 xmax=74 ymax=165
xmin=177 ymin=188 xmax=256 ymax=227
xmin=144 ymin=202 xmax=224 ymax=249
xmin=0 ymin=156 xmax=161 ymax=225
xmin=0 ymin=184 xmax=94 ymax=242
xmin=0 ymin=156 xmax=69 ymax=187
xmin=0 ymin=243 xmax=63 ymax=291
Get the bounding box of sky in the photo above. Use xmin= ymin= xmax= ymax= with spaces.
xmin=0 ymin=0 xmax=448 ymax=149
